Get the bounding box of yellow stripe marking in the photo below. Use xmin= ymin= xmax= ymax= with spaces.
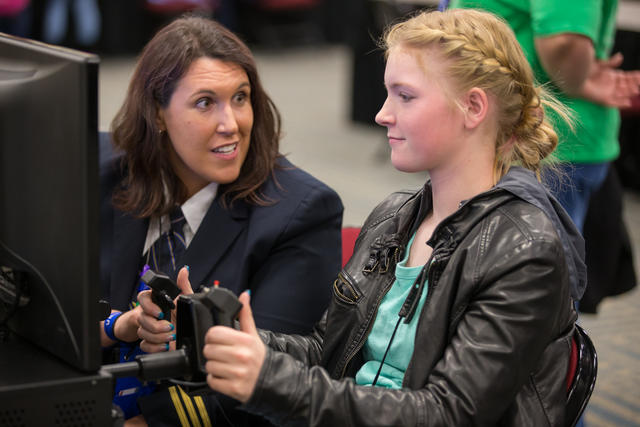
xmin=168 ymin=386 xmax=190 ymax=427
xmin=178 ymin=385 xmax=202 ymax=427
xmin=194 ymin=396 xmax=212 ymax=427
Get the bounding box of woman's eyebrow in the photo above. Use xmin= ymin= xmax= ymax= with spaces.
xmin=192 ymin=82 xmax=251 ymax=96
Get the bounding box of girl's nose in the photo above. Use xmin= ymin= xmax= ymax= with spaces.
xmin=375 ymin=98 xmax=393 ymax=127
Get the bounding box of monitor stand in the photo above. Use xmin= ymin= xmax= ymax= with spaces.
xmin=0 ymin=333 xmax=115 ymax=427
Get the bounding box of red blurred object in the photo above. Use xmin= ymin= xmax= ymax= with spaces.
xmin=341 ymin=227 xmax=361 ymax=268
xmin=0 ymin=0 xmax=29 ymax=16
xmin=566 ymin=335 xmax=578 ymax=392
xmin=621 ymin=93 xmax=640 ymax=116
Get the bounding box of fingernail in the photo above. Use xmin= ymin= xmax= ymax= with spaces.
xmin=168 ymin=323 xmax=175 ymax=331
xmin=185 ymin=265 xmax=190 ymax=272
xmin=170 ymin=334 xmax=176 ymax=341
xmin=157 ymin=312 xmax=164 ymax=320
xmin=247 ymin=289 xmax=251 ymax=297
xmin=165 ymin=343 xmax=170 ymax=351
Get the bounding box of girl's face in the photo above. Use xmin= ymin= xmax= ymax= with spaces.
xmin=159 ymin=57 xmax=254 ymax=198
xmin=375 ymin=47 xmax=466 ymax=174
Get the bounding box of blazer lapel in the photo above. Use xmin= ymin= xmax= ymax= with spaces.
xmin=111 ymin=211 xmax=147 ymax=309
xmin=182 ymin=198 xmax=249 ymax=291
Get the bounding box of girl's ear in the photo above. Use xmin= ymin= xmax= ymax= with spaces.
xmin=462 ymin=87 xmax=489 ymax=130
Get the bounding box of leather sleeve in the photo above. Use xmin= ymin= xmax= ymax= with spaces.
xmin=257 ymin=309 xmax=328 ymax=367
xmin=243 ymin=228 xmax=571 ymax=426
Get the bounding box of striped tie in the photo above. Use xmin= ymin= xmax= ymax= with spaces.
xmin=149 ymin=206 xmax=187 ymax=276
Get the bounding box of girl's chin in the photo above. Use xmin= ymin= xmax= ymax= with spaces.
xmin=390 ymin=158 xmax=423 ymax=174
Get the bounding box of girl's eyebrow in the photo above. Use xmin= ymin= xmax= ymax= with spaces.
xmin=386 ymin=82 xmax=412 ymax=91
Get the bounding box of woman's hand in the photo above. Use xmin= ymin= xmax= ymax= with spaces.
xmin=137 ymin=266 xmax=193 ymax=353
xmin=203 ymin=291 xmax=266 ymax=403
xmin=114 ymin=306 xmax=143 ymax=342
xmin=100 ymin=305 xmax=143 ymax=346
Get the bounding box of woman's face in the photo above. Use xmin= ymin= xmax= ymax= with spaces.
xmin=375 ymin=47 xmax=466 ymax=174
xmin=159 ymin=57 xmax=253 ymax=197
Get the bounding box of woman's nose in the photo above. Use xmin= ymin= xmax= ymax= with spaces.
xmin=216 ymin=104 xmax=239 ymax=134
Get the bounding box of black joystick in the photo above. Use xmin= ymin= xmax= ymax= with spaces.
xmin=177 ymin=285 xmax=242 ymax=378
xmin=141 ymin=270 xmax=181 ymax=321
xmin=101 ymin=272 xmax=243 ymax=384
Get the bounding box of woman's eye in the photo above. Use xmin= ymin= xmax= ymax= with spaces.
xmin=233 ymin=91 xmax=249 ymax=104
xmin=399 ymin=93 xmax=414 ymax=102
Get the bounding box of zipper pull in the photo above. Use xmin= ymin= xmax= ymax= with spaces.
xmin=363 ymin=248 xmax=380 ymax=274
xmin=379 ymin=247 xmax=391 ymax=273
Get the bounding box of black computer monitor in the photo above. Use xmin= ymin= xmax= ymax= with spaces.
xmin=0 ymin=33 xmax=101 ymax=372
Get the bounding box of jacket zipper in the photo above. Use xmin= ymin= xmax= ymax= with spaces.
xmin=339 ymin=252 xmax=445 ymax=380
xmin=334 ymin=271 xmax=361 ymax=304
xmin=337 ymin=222 xmax=453 ymax=379
xmin=338 ymin=274 xmax=395 ymax=379
xmin=400 ymin=246 xmax=453 ymax=387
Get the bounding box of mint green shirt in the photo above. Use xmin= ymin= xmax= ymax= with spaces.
xmin=355 ymin=233 xmax=429 ymax=389
xmin=450 ymin=0 xmax=620 ymax=164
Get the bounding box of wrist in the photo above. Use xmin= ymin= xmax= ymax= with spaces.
xmin=115 ymin=307 xmax=142 ymax=343
xmin=103 ymin=311 xmax=123 ymax=341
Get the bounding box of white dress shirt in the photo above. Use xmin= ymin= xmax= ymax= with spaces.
xmin=142 ymin=182 xmax=219 ymax=256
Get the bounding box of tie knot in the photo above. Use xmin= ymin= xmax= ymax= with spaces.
xmin=169 ymin=206 xmax=187 ymax=237
xmin=169 ymin=206 xmax=185 ymax=225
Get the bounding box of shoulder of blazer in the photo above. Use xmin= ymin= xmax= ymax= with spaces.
xmin=259 ymin=156 xmax=343 ymax=208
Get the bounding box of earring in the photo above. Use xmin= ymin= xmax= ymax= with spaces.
xmin=159 ymin=129 xmax=165 ymax=135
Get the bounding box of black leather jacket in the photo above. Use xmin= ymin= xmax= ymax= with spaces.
xmin=244 ymin=167 xmax=584 ymax=426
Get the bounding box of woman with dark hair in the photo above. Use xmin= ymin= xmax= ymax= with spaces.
xmin=98 ymin=15 xmax=343 ymax=424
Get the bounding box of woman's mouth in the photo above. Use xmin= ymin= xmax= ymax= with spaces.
xmin=212 ymin=143 xmax=237 ymax=154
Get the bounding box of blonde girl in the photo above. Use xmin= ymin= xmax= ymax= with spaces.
xmin=187 ymin=9 xmax=585 ymax=426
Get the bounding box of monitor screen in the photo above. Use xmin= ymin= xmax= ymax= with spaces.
xmin=0 ymin=33 xmax=101 ymax=372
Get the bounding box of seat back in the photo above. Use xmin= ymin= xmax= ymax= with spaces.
xmin=565 ymin=324 xmax=598 ymax=427
xmin=341 ymin=227 xmax=361 ymax=267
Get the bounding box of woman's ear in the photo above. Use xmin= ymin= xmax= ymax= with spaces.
xmin=462 ymin=87 xmax=489 ymax=130
xmin=156 ymin=108 xmax=166 ymax=132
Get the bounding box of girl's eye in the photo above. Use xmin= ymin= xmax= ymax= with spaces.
xmin=399 ymin=92 xmax=414 ymax=102
xmin=195 ymin=97 xmax=212 ymax=109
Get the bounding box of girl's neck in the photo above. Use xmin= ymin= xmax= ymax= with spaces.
xmin=428 ymin=162 xmax=494 ymax=224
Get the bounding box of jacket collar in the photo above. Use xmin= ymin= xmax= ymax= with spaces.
xmin=181 ymin=197 xmax=249 ymax=291
xmin=418 ymin=181 xmax=513 ymax=252
xmin=417 ymin=166 xmax=585 ymax=300
xmin=496 ymin=167 xmax=586 ymax=300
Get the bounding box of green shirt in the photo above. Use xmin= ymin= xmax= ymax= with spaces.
xmin=355 ymin=233 xmax=428 ymax=389
xmin=450 ymin=0 xmax=620 ymax=163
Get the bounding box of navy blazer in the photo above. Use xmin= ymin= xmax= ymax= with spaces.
xmin=99 ymin=134 xmax=343 ymax=334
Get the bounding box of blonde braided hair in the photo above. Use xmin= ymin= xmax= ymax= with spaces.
xmin=382 ymin=8 xmax=572 ymax=182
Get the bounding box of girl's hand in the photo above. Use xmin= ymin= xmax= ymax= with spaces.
xmin=203 ymin=291 xmax=265 ymax=403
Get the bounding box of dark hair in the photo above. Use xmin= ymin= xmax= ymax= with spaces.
xmin=111 ymin=15 xmax=282 ymax=217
